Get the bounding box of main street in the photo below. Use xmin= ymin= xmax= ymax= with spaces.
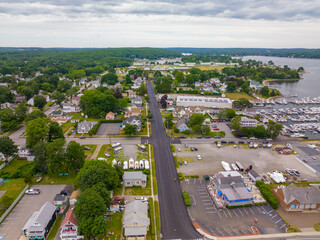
xmin=147 ymin=81 xmax=202 ymax=239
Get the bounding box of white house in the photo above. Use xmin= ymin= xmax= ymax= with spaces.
xmin=123 ymin=116 xmax=142 ymax=132
xmin=77 ymin=121 xmax=98 ymax=133
xmin=123 ymin=171 xmax=147 ymax=188
xmin=62 ymin=103 xmax=80 ymax=113
xmin=59 ymin=208 xmax=83 ymax=240
xmin=240 ymin=116 xmax=259 ymax=128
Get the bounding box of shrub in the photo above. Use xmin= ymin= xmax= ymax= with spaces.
xmin=174 ymin=128 xmax=179 ymax=133
xmin=88 ymin=121 xmax=101 ymax=136
xmin=143 ymin=169 xmax=150 ymax=175
xmin=182 ymin=192 xmax=191 ymax=206
xmin=314 ymin=223 xmax=320 ymax=232
xmin=256 ymin=180 xmax=278 ymax=209
xmin=178 ymin=172 xmax=184 ymax=181
xmin=186 ymin=175 xmax=199 ymax=178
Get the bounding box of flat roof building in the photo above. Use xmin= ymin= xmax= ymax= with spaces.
xmin=176 ymin=96 xmax=232 ymax=109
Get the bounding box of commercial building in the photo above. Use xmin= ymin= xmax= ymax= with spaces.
xmin=212 ymin=171 xmax=253 ymax=206
xmin=176 ymin=96 xmax=232 ymax=109
xmin=240 ymin=116 xmax=259 ymax=128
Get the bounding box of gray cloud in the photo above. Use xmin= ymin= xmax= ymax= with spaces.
xmin=0 ymin=0 xmax=319 ymax=21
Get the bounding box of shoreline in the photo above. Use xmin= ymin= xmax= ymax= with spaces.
xmin=262 ymin=78 xmax=302 ymax=86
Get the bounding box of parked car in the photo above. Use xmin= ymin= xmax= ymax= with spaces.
xmin=197 ymin=155 xmax=202 ymax=160
xmin=204 ymin=136 xmax=211 ymax=139
xmin=228 ymin=141 xmax=235 ymax=144
xmin=213 ymin=128 xmax=220 ymax=131
xmin=238 ymin=141 xmax=244 ymax=144
xmin=292 ymin=169 xmax=300 ymax=177
xmin=184 ymin=161 xmax=187 ymax=165
xmin=190 ymin=147 xmax=194 ymax=151
xmin=241 ymin=137 xmax=248 ymax=139
xmin=177 ymin=148 xmax=181 ymax=152
xmin=79 ymin=136 xmax=86 ymax=139
xmin=105 ymin=153 xmax=110 ymax=157
xmin=83 ymin=146 xmax=90 ymax=150
xmin=214 ymin=136 xmax=221 ymax=139
xmin=179 ymin=136 xmax=186 ymax=139
xmin=285 ymin=168 xmax=294 ymax=175
xmin=250 ymin=137 xmax=257 ymax=140
xmin=179 ymin=161 xmax=182 ymax=166
xmin=26 ymin=189 xmax=41 ymax=195
xmin=197 ymin=136 xmax=202 ymax=139
xmin=221 ymin=140 xmax=227 ymax=143
xmin=36 ymin=176 xmax=42 ymax=183
xmin=194 ymin=147 xmax=198 ymax=151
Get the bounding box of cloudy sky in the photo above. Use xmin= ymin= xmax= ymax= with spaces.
xmin=0 ymin=0 xmax=319 ymax=48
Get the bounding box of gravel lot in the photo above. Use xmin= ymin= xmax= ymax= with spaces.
xmin=176 ymin=144 xmax=319 ymax=181
xmin=0 ymin=185 xmax=65 ymax=240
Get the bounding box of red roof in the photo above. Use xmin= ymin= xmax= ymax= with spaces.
xmin=62 ymin=208 xmax=78 ymax=227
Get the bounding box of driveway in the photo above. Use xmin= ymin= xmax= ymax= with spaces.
xmin=0 ymin=185 xmax=65 ymax=240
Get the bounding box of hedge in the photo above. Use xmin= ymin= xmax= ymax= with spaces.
xmin=182 ymin=191 xmax=191 ymax=206
xmin=256 ymin=180 xmax=278 ymax=209
xmin=100 ymin=119 xmax=123 ymax=123
xmin=148 ymin=198 xmax=155 ymax=237
xmin=226 ymin=204 xmax=253 ymax=209
xmin=88 ymin=121 xmax=101 ymax=136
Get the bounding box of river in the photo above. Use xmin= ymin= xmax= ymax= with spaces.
xmin=240 ymin=56 xmax=320 ymax=98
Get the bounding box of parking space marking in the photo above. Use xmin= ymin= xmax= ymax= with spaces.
xmin=190 ymin=195 xmax=196 ymax=205
xmin=231 ymin=209 xmax=238 ymax=217
xmin=256 ymin=206 xmax=262 ymax=214
xmin=243 ymin=207 xmax=249 ymax=215
xmin=202 ymin=199 xmax=211 ymax=202
xmin=215 ymin=228 xmax=224 ymax=236
xmin=203 ymin=203 xmax=212 ymax=205
xmin=226 ymin=209 xmax=232 ymax=218
xmin=237 ymin=208 xmax=244 ymax=216
xmin=217 ymin=211 xmax=222 ymax=218
xmin=271 ymin=214 xmax=278 ymax=219
xmin=275 ymin=219 xmax=282 ymax=224
xmin=232 ymin=228 xmax=240 ymax=235
xmin=209 ymin=228 xmax=217 ymax=235
xmin=222 ymin=210 xmax=228 ymax=218
xmin=199 ymin=192 xmax=208 ymax=195
xmin=262 ymin=206 xmax=268 ymax=213
xmin=267 ymin=209 xmax=274 ymax=214
xmin=207 ymin=211 xmax=218 ymax=214
xmin=280 ymin=224 xmax=287 ymax=229
xmin=223 ymin=228 xmax=232 ymax=235
xmin=205 ymin=207 xmax=215 ymax=209
xmin=248 ymin=207 xmax=254 ymax=215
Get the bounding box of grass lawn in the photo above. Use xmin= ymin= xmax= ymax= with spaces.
xmin=46 ymin=216 xmax=63 ymax=240
xmin=314 ymin=223 xmax=320 ymax=231
xmin=225 ymin=92 xmax=255 ymax=100
xmin=1 ymin=157 xmax=30 ymax=175
xmin=154 ymin=200 xmax=161 ymax=239
xmin=35 ymin=173 xmax=77 ymax=185
xmin=148 ymin=198 xmax=155 ymax=239
xmin=167 ymin=129 xmax=225 ymax=138
xmin=0 ymin=178 xmax=27 ymax=217
xmin=60 ymin=121 xmax=74 ymax=134
xmin=100 ymin=211 xmax=123 ymax=240
xmin=82 ymin=144 xmax=97 ymax=160
xmin=150 ymin=145 xmax=157 ymax=196
xmin=97 ymin=144 xmax=114 ymax=160
xmin=113 ymin=187 xmax=123 ymax=196
xmin=124 ymin=175 xmax=151 ymax=195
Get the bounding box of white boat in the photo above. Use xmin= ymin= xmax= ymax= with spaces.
xmin=269 ymin=171 xmax=285 ymax=183
xmin=135 ymin=161 xmax=139 ymax=169
xmin=144 ymin=160 xmax=150 ymax=169
xmin=217 ymin=142 xmax=221 ymax=148
xmin=111 ymin=142 xmax=121 ymax=148
xmin=253 ymin=143 xmax=259 ymax=148
xmin=249 ymin=142 xmax=254 ymax=148
xmin=138 ymin=144 xmax=147 ymax=150
xmin=114 ymin=146 xmax=122 ymax=152
xmin=221 ymin=161 xmax=231 ymax=171
xmin=123 ymin=161 xmax=128 ymax=170
xmin=129 ymin=158 xmax=135 ymax=169
xmin=231 ymin=163 xmax=239 ymax=171
xmin=112 ymin=159 xmax=117 ymax=166
xmin=139 ymin=160 xmax=145 ymax=169
xmin=267 ymin=143 xmax=272 ymax=148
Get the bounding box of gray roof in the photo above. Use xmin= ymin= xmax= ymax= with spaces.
xmin=216 ymin=173 xmax=244 ymax=188
xmin=176 ymin=118 xmax=188 ymax=129
xmin=27 ymin=201 xmax=56 ymax=232
xmin=123 ymin=171 xmax=147 ymax=182
xmin=222 ymin=187 xmax=253 ymax=201
xmin=54 ymin=194 xmax=67 ymax=202
xmin=282 ymin=184 xmax=320 ymax=205
xmin=123 ymin=200 xmax=150 ymax=237
xmin=248 ymin=170 xmax=261 ymax=179
xmin=123 ymin=116 xmax=141 ymax=125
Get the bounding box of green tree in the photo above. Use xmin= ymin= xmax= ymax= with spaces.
xmin=34 ymin=95 xmax=47 ymax=110
xmin=74 ymin=188 xmax=107 ymax=239
xmin=25 ymin=117 xmax=50 ymax=149
xmin=25 ymin=111 xmax=47 ymax=122
xmin=15 ymin=102 xmax=28 ymax=122
xmin=0 ymin=136 xmax=18 ymax=159
xmin=33 ymin=141 xmax=48 ymax=174
xmin=217 ymin=108 xmax=236 ymax=120
xmin=17 ymin=86 xmax=34 ymax=100
xmin=267 ymin=120 xmax=283 ymax=139
xmin=201 ymin=125 xmax=211 ymax=135
xmin=164 ymin=114 xmax=174 ymax=129
xmin=226 ymin=81 xmax=237 ymax=92
xmin=232 ymin=98 xmax=253 ymax=109
xmin=101 ymin=72 xmax=118 ymax=85
xmin=76 ymin=160 xmax=121 ymax=191
xmin=48 ymin=122 xmax=65 ymax=142
xmin=52 ymin=91 xmax=66 ymax=105
xmin=124 ymin=124 xmax=138 ymax=135
xmin=174 ymin=72 xmax=184 ymax=83
xmin=46 ymin=138 xmax=66 ymax=174
xmin=189 ymin=114 xmax=205 ymax=127
xmin=65 ymin=141 xmax=85 ymax=173
xmin=260 ymin=86 xmax=270 ymax=97
xmin=125 ymin=74 xmax=133 ymax=85
xmin=58 ymin=79 xmax=73 ymax=92
xmin=0 ymin=108 xmax=18 ymax=132
xmin=0 ymin=86 xmax=14 ymax=104
xmin=91 ymin=183 xmax=111 ymax=207
xmin=231 ymin=116 xmax=241 ymax=131
xmin=137 ymin=83 xmax=147 ymax=96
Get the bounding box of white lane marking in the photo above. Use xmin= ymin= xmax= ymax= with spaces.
xmin=248 ymin=207 xmax=254 ymax=215
xmin=271 ymin=214 xmax=278 ymax=219
xmin=243 ymin=207 xmax=249 ymax=215
xmin=262 ymin=206 xmax=268 ymax=213
xmin=267 ymin=210 xmax=274 ymax=214
xmin=223 ymin=210 xmax=228 ymax=218
xmin=257 ymin=206 xmax=262 ymax=214
xmin=223 ymin=228 xmax=232 ymax=235
xmin=209 ymin=228 xmax=217 ymax=235
xmin=215 ymin=228 xmax=224 ymax=236
xmin=226 ymin=209 xmax=232 ymax=217
xmin=280 ymin=224 xmax=287 ymax=229
xmin=207 ymin=211 xmax=218 ymax=213
xmin=217 ymin=211 xmax=222 ymax=218
xmin=238 ymin=208 xmax=244 ymax=216
xmin=190 ymin=195 xmax=196 ymax=205
xmin=232 ymin=209 xmax=238 ymax=217
xmin=275 ymin=219 xmax=282 ymax=224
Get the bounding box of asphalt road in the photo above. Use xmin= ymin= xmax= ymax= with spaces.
xmin=147 ymin=81 xmax=202 ymax=240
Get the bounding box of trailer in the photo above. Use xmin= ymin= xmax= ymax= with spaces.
xmin=235 ymin=161 xmax=244 ymax=172
xmin=111 ymin=142 xmax=121 ymax=148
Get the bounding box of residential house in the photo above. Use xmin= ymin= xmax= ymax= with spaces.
xmin=240 ymin=116 xmax=258 ymax=128
xmin=248 ymin=170 xmax=262 ymax=182
xmin=173 ymin=106 xmax=190 ymax=118
xmin=110 ymin=83 xmax=123 ymax=91
xmin=15 ymin=95 xmax=26 ymax=103
xmin=176 ymin=117 xmax=189 ymax=132
xmin=123 ymin=116 xmax=142 ymax=132
xmin=18 ymin=146 xmax=35 ymax=161
xmin=59 ymin=208 xmax=83 ymax=240
xmin=50 ymin=110 xmax=72 ymax=124
xmin=211 ymin=78 xmax=221 ymax=87
xmin=189 ymin=106 xmax=207 ymax=115
xmin=71 ymin=96 xmax=80 ymax=106
xmin=195 ymin=81 xmax=202 ymax=88
xmin=131 ymin=96 xmax=143 ymax=105
xmin=273 ymin=184 xmax=320 ymax=211
xmin=62 ymin=103 xmax=80 ymax=113
xmin=250 ymin=81 xmax=264 ymax=91
xmin=77 ymin=120 xmax=98 ymax=133
xmin=123 ymin=171 xmax=147 ymax=188
xmin=22 ymin=202 xmax=57 ymax=240
xmin=127 ymin=90 xmax=137 ymax=99
xmin=123 ymin=200 xmax=150 ymax=240
xmin=105 ymin=111 xmax=115 ymax=120
xmin=125 ymin=108 xmax=141 ymax=118
xmin=91 ymin=80 xmax=101 ymax=88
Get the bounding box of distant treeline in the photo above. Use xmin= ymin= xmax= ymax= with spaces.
xmin=168 ymin=48 xmax=320 ymax=59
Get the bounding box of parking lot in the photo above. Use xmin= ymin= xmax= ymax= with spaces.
xmin=96 ymin=123 xmax=121 ymax=135
xmin=182 ymin=178 xmax=287 ymax=236
xmin=176 ymin=144 xmax=320 ymax=181
xmin=0 ymin=185 xmax=65 ymax=240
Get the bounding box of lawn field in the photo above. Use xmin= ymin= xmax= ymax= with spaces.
xmin=97 ymin=144 xmax=114 ymax=160
xmin=82 ymin=144 xmax=97 ymax=160
xmin=225 ymin=92 xmax=255 ymax=100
